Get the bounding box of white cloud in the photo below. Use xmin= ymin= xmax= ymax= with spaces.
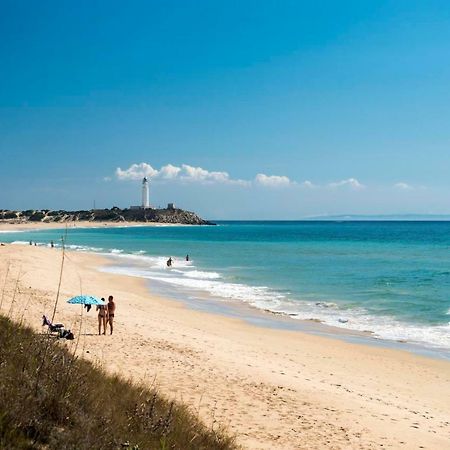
xmin=116 ymin=163 xmax=158 ymax=180
xmin=328 ymin=178 xmax=365 ymax=189
xmin=301 ymin=180 xmax=316 ymax=188
xmin=159 ymin=164 xmax=181 ymax=179
xmin=254 ymin=173 xmax=293 ymax=187
xmin=180 ymin=164 xmax=231 ymax=183
xmin=394 ymin=182 xmax=413 ymax=191
xmin=115 ymin=162 xmax=248 ymax=185
xmin=114 ymin=162 xmax=367 ymax=191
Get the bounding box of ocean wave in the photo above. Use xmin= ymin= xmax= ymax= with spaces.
xmin=0 ymin=230 xmax=26 ymax=233
xmin=315 ymin=301 xmax=338 ymax=308
xmin=104 ymin=253 xmax=171 ymax=270
xmin=13 ymin=241 xmax=438 ymax=352
xmin=100 ymin=252 xmax=450 ymax=351
xmin=275 ymin=302 xmax=450 ymax=349
xmin=66 ymin=244 xmax=104 ymax=252
xmin=182 ymin=270 xmax=221 ymax=280
xmin=6 ymin=241 xmax=450 ymax=349
xmin=11 ymin=240 xmax=55 ymax=248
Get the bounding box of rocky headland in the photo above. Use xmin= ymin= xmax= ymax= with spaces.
xmin=0 ymin=207 xmax=214 ymax=225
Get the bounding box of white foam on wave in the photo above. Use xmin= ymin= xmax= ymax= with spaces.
xmin=0 ymin=230 xmax=26 ymax=233
xmin=270 ymin=300 xmax=450 ymax=349
xmin=105 ymin=252 xmax=166 ymax=265
xmin=314 ymin=301 xmax=338 ymax=308
xmin=66 ymin=244 xmax=104 ymax=252
xmin=5 ymin=242 xmax=424 ymax=352
xmin=100 ymin=251 xmax=450 ymax=351
xmin=6 ymin=241 xmax=450 ymax=349
xmin=182 ymin=270 xmax=221 ymax=280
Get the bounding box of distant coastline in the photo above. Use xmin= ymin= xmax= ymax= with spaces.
xmin=304 ymin=214 xmax=450 ymax=221
xmin=0 ymin=207 xmax=214 ymax=226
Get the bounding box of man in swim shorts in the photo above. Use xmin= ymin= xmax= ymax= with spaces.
xmin=107 ymin=295 xmax=116 ymax=335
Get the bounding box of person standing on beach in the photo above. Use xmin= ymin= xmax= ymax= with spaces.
xmin=106 ymin=295 xmax=116 ymax=335
xmin=96 ymin=298 xmax=107 ymax=335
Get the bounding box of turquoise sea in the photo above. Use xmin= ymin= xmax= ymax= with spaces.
xmin=3 ymin=221 xmax=450 ymax=353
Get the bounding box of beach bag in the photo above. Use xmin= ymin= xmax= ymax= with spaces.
xmin=65 ymin=331 xmax=74 ymax=340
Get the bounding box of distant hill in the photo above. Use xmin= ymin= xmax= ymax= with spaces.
xmin=0 ymin=207 xmax=214 ymax=225
xmin=305 ymin=214 xmax=450 ymax=221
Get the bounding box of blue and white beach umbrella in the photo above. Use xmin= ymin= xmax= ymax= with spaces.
xmin=67 ymin=295 xmax=106 ymax=306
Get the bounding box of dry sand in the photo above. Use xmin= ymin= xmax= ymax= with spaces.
xmin=1 ymin=244 xmax=449 ymax=449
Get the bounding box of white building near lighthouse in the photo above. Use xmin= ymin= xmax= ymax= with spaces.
xmin=142 ymin=177 xmax=150 ymax=209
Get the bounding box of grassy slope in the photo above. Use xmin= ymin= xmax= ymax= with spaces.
xmin=0 ymin=316 xmax=236 ymax=450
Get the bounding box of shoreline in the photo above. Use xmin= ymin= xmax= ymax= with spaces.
xmin=3 ymin=229 xmax=449 ymax=359
xmin=99 ymin=251 xmax=450 ymax=360
xmin=143 ymin=275 xmax=450 ymax=361
xmin=1 ymin=244 xmax=449 ymax=449
xmin=0 ymin=220 xmax=192 ymax=232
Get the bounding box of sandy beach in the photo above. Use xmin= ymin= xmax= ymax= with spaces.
xmin=1 ymin=243 xmax=449 ymax=449
xmin=0 ymin=220 xmax=183 ymax=232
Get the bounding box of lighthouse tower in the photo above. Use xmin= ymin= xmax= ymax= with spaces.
xmin=142 ymin=177 xmax=150 ymax=209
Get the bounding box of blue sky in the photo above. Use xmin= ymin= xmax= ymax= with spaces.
xmin=1 ymin=0 xmax=450 ymax=219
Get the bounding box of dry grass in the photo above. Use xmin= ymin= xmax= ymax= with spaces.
xmin=0 ymin=316 xmax=237 ymax=450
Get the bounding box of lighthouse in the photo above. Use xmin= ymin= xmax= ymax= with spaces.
xmin=142 ymin=177 xmax=150 ymax=209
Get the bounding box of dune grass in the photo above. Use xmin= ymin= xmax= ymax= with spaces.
xmin=0 ymin=315 xmax=237 ymax=449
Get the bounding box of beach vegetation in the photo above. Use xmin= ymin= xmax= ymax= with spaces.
xmin=0 ymin=316 xmax=237 ymax=450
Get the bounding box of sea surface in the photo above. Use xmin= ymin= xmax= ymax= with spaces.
xmin=3 ymin=221 xmax=450 ymax=354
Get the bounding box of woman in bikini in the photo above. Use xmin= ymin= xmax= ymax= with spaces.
xmin=96 ymin=298 xmax=107 ymax=335
xmin=107 ymin=295 xmax=116 ymax=335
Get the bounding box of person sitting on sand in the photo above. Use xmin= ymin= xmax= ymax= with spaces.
xmin=106 ymin=295 xmax=116 ymax=335
xmin=96 ymin=298 xmax=107 ymax=335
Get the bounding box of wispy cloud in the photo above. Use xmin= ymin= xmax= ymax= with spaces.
xmin=393 ymin=182 xmax=413 ymax=191
xmin=300 ymin=180 xmax=316 ymax=188
xmin=328 ymin=178 xmax=365 ymax=190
